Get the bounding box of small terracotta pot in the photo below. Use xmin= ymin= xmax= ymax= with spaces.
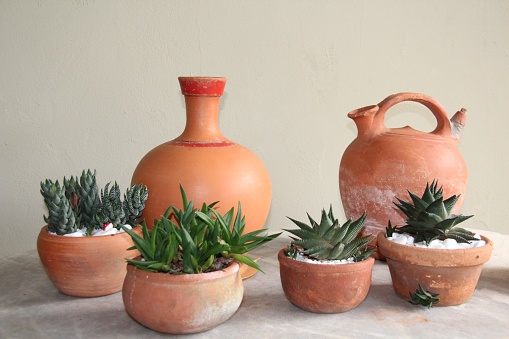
xmin=37 ymin=225 xmax=141 ymax=297
xmin=122 ymin=261 xmax=243 ymax=334
xmin=278 ymin=249 xmax=374 ymax=313
xmin=377 ymin=232 xmax=494 ymax=306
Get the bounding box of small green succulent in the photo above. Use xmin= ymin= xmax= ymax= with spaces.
xmin=41 ymin=170 xmax=148 ymax=235
xmin=122 ymin=185 xmax=281 ymax=274
xmin=284 ymin=206 xmax=374 ymax=262
xmin=388 ymin=180 xmax=477 ymax=245
xmin=409 ymin=284 xmax=440 ymax=308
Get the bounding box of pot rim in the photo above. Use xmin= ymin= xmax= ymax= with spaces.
xmin=126 ymin=257 xmax=241 ymax=283
xmin=376 ymin=232 xmax=494 ymax=266
xmin=39 ymin=225 xmax=139 ymax=242
xmin=277 ymin=248 xmax=374 ymax=273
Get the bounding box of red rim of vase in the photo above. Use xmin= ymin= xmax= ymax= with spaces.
xmin=178 ymin=77 xmax=226 ymax=97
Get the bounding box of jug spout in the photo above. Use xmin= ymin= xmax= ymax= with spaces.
xmin=450 ymin=108 xmax=467 ymax=139
xmin=347 ymin=105 xmax=380 ymax=136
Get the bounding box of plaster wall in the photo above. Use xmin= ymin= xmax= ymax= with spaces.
xmin=1 ymin=0 xmax=508 ymax=257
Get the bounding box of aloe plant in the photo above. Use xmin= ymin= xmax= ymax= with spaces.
xmin=409 ymin=284 xmax=440 ymax=308
xmin=284 ymin=206 xmax=374 ymax=262
xmin=388 ymin=180 xmax=477 ymax=245
xmin=122 ymin=185 xmax=281 ymax=274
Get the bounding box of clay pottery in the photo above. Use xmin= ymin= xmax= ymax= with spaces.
xmin=131 ymin=77 xmax=271 ymax=234
xmin=277 ymin=249 xmax=374 ymax=313
xmin=37 ymin=225 xmax=141 ymax=297
xmin=122 ymin=260 xmax=243 ymax=334
xmin=377 ymin=232 xmax=493 ymax=306
xmin=339 ymin=92 xmax=469 ymax=258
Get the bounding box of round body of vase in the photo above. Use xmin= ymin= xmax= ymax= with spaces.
xmin=132 ymin=77 xmax=271 ymax=234
xmin=122 ymin=261 xmax=243 ymax=334
xmin=339 ymin=93 xmax=468 ymax=257
xmin=377 ymin=233 xmax=493 ymax=306
xmin=278 ymin=249 xmax=374 ymax=313
xmin=37 ymin=225 xmax=141 ymax=297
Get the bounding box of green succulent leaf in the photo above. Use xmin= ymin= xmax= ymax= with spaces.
xmin=393 ymin=181 xmax=474 ymax=245
xmin=122 ymin=185 xmax=280 ymax=274
xmin=285 ymin=209 xmax=372 ymax=261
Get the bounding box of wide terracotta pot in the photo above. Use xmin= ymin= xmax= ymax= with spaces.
xmin=377 ymin=232 xmax=493 ymax=306
xmin=122 ymin=261 xmax=243 ymax=334
xmin=339 ymin=93 xmax=468 ymax=258
xmin=131 ymin=77 xmax=271 ymax=234
xmin=278 ymin=249 xmax=374 ymax=313
xmin=37 ymin=225 xmax=141 ymax=297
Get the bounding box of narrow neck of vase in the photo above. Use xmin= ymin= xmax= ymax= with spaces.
xmin=177 ymin=96 xmax=227 ymax=142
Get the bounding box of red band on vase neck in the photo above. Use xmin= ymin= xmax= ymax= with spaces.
xmin=178 ymin=77 xmax=226 ymax=97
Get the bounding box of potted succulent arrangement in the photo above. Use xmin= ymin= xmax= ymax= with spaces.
xmin=377 ymin=180 xmax=494 ymax=306
xmin=37 ymin=169 xmax=148 ymax=297
xmin=121 ymin=185 xmax=281 ymax=335
xmin=278 ymin=206 xmax=375 ymax=313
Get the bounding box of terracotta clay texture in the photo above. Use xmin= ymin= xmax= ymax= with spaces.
xmin=122 ymin=261 xmax=243 ymax=334
xmin=131 ymin=77 xmax=271 ymax=234
xmin=377 ymin=233 xmax=493 ymax=306
xmin=278 ymin=249 xmax=374 ymax=313
xmin=37 ymin=225 xmax=141 ymax=297
xmin=339 ymin=93 xmax=468 ymax=258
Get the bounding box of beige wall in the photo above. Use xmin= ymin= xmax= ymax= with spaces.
xmin=1 ymin=0 xmax=508 ymax=257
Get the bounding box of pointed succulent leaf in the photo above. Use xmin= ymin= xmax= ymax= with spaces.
xmin=425 ymin=197 xmax=448 ymax=220
xmin=342 ymin=213 xmax=367 ymax=244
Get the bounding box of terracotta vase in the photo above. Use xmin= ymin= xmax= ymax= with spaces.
xmin=377 ymin=233 xmax=493 ymax=306
xmin=37 ymin=225 xmax=141 ymax=297
xmin=339 ymin=93 xmax=468 ymax=258
xmin=277 ymin=249 xmax=374 ymax=313
xmin=131 ymin=77 xmax=271 ymax=234
xmin=122 ymin=260 xmax=243 ymax=334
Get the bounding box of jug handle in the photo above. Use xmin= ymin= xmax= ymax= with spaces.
xmin=374 ymin=92 xmax=452 ymax=137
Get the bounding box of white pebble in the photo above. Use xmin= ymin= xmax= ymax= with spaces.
xmin=388 ymin=234 xmax=486 ymax=250
xmin=63 ymin=230 xmax=85 ymax=237
xmin=393 ymin=234 xmax=408 ymax=245
xmin=442 ymin=238 xmax=461 ymax=249
xmin=428 ymin=242 xmax=446 ymax=249
xmin=93 ymin=228 xmax=119 ymax=236
xmin=474 ymin=240 xmax=486 ymax=247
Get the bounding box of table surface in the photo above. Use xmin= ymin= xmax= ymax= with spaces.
xmin=1 ymin=230 xmax=508 ymax=338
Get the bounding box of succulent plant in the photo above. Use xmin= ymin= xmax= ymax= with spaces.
xmin=95 ymin=182 xmax=126 ymax=231
xmin=41 ymin=180 xmax=77 ymax=235
xmin=124 ymin=184 xmax=149 ymax=226
xmin=122 ymin=185 xmax=281 ymax=274
xmin=41 ymin=170 xmax=148 ymax=236
xmin=389 ymin=180 xmax=477 ymax=245
xmin=75 ymin=170 xmax=102 ymax=233
xmin=409 ymin=284 xmax=440 ymax=308
xmin=284 ymin=206 xmax=374 ymax=262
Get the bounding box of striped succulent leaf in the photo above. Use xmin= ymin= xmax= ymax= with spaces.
xmin=285 ymin=206 xmax=374 ymax=262
xmin=391 ymin=180 xmax=477 ymax=245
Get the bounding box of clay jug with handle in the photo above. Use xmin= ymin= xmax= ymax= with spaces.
xmin=339 ymin=92 xmax=468 ymax=258
xmin=131 ymin=77 xmax=272 ymax=234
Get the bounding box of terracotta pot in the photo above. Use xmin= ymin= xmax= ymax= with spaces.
xmin=377 ymin=232 xmax=493 ymax=306
xmin=37 ymin=225 xmax=141 ymax=297
xmin=122 ymin=260 xmax=243 ymax=334
xmin=278 ymin=249 xmax=374 ymax=313
xmin=131 ymin=77 xmax=271 ymax=234
xmin=339 ymin=93 xmax=468 ymax=258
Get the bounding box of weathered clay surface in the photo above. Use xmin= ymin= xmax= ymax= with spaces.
xmin=339 ymin=93 xmax=468 ymax=257
xmin=377 ymin=232 xmax=494 ymax=306
xmin=122 ymin=261 xmax=243 ymax=334
xmin=37 ymin=225 xmax=141 ymax=297
xmin=278 ymin=249 xmax=374 ymax=313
